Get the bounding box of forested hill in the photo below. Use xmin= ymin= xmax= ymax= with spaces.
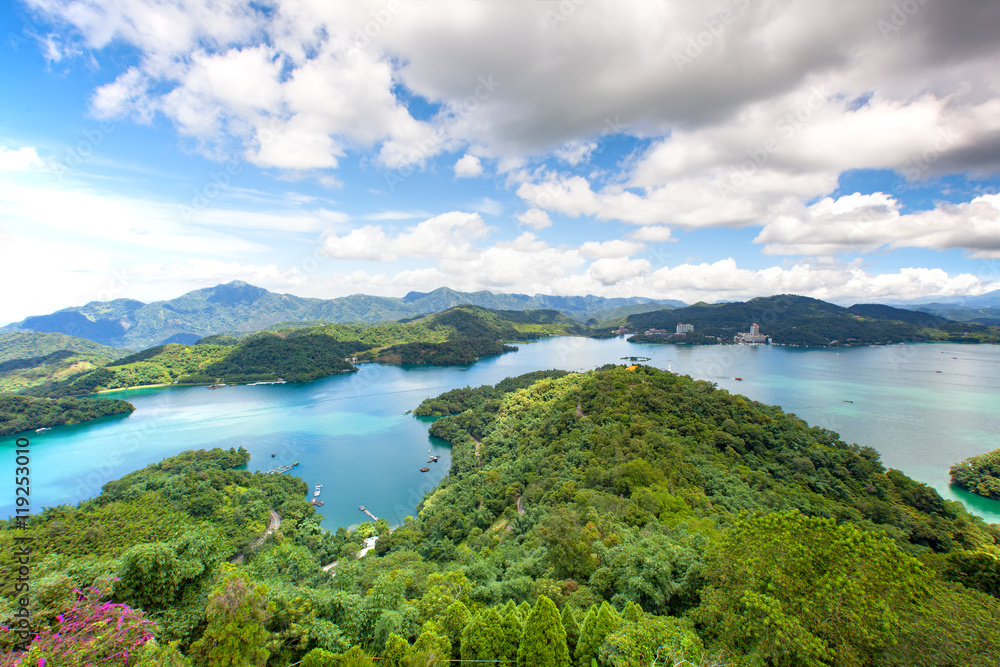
xmin=4 ymin=367 xmax=998 ymax=665
xmin=626 ymin=294 xmax=1000 ymax=345
xmin=1 ymin=281 xmax=672 ymax=350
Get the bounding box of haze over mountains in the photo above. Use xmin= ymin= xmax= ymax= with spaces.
xmin=1 ymin=282 xmax=681 ymax=350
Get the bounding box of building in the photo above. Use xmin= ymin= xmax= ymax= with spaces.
xmin=676 ymin=323 xmax=694 ymax=334
xmin=644 ymin=328 xmax=670 ymax=336
xmin=735 ymin=323 xmax=770 ymax=345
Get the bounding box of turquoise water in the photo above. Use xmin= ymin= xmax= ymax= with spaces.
xmin=4 ymin=338 xmax=1000 ymax=528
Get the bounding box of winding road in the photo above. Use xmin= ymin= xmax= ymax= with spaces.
xmin=229 ymin=509 xmax=281 ymax=564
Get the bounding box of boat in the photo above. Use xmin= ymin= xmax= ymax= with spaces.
xmin=843 ymin=400 xmax=853 ymax=403
xmin=314 ymin=483 xmax=323 ymax=497
xmin=35 ymin=427 xmax=51 ymax=432
xmin=311 ymin=499 xmax=325 ymax=506
xmin=420 ymin=467 xmax=430 ymax=472
xmin=271 ymin=452 xmax=276 ymax=457
xmin=734 ymin=377 xmax=743 ymax=381
xmin=427 ymin=456 xmax=440 ymax=463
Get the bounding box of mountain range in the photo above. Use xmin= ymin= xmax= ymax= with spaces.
xmin=2 ymin=282 xmax=680 ymax=350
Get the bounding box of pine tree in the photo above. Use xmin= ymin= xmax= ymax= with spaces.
xmin=500 ymin=608 xmax=524 ymax=664
xmin=516 ymin=595 xmax=570 ymax=667
xmin=622 ymin=601 xmax=643 ymax=624
xmin=462 ymin=608 xmax=505 ymax=661
xmin=518 ymin=600 xmax=533 ymax=621
xmin=383 ymin=633 xmax=409 ymax=667
xmin=574 ymin=603 xmax=619 ymax=667
xmin=442 ymin=600 xmax=472 ymax=656
xmin=561 ymin=605 xmax=580 ymax=655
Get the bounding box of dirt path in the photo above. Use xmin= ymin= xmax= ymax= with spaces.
xmin=229 ymin=510 xmax=281 ymax=564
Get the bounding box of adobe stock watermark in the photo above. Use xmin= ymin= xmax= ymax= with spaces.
xmin=179 ymin=160 xmax=242 ymax=221
xmin=49 ymin=121 xmax=116 ymax=181
xmin=384 ymin=74 xmax=502 ymax=192
xmin=541 ymin=0 xmax=589 ymax=32
xmin=878 ymin=0 xmax=931 ymax=40
xmin=714 ymin=85 xmax=829 ymax=198
xmin=332 ymin=0 xmax=417 ymax=62
xmin=673 ymin=0 xmax=752 ymax=72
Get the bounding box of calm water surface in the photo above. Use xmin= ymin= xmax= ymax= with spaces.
xmin=5 ymin=338 xmax=1000 ymax=528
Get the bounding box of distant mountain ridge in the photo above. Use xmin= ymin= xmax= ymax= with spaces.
xmin=2 ymin=282 xmax=678 ymax=350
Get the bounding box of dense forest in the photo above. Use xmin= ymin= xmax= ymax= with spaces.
xmin=952 ymin=448 xmax=1000 ymax=500
xmin=3 ymin=367 xmax=999 ymax=666
xmin=625 ymin=295 xmax=1000 ymax=346
xmin=0 ymin=395 xmax=135 ymax=436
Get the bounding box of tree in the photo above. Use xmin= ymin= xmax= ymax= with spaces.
xmin=116 ymin=542 xmax=181 ymax=610
xmin=137 ymin=640 xmax=194 ymax=666
xmin=405 ymin=624 xmax=450 ymax=666
xmin=517 ymin=595 xmax=570 ymax=667
xmin=695 ymin=511 xmax=932 ymax=667
xmin=574 ymin=603 xmax=619 ymax=667
xmin=442 ymin=600 xmax=471 ymax=656
xmin=383 ymin=633 xmax=409 ymax=666
xmin=461 ymin=608 xmax=505 ymax=661
xmin=188 ymin=571 xmax=271 ymax=667
xmin=499 ymin=607 xmax=524 ymax=663
xmin=561 ymin=605 xmax=579 ymax=655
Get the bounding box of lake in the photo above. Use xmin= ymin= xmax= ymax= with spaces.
xmin=5 ymin=337 xmax=1000 ymax=528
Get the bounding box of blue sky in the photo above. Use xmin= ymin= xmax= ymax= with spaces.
xmin=1 ymin=0 xmax=999 ymax=324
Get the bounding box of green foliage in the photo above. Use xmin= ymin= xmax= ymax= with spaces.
xmin=574 ymin=603 xmax=620 ymax=667
xmin=696 ymin=511 xmax=932 ymax=667
xmin=561 ymin=605 xmax=579 ymax=655
xmin=951 ymin=447 xmax=1000 ymax=500
xmin=517 ymin=595 xmax=570 ymax=667
xmin=461 ymin=607 xmax=506 ymax=662
xmin=0 ymin=394 xmax=134 ymax=435
xmin=188 ymin=571 xmax=271 ymax=667
xmin=599 ymin=615 xmax=705 ymax=667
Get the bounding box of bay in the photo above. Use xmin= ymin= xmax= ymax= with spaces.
xmin=4 ymin=337 xmax=1000 ymax=529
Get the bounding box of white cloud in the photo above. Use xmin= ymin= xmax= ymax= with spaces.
xmin=454 ymin=154 xmax=483 ymax=178
xmin=755 ymin=192 xmax=1000 ymax=258
xmin=579 ymin=239 xmax=644 ymax=259
xmin=320 ymin=211 xmax=491 ymax=262
xmin=0 ymin=147 xmax=43 ymax=171
xmin=588 ymin=257 xmax=651 ymax=285
xmin=515 ymin=208 xmax=552 ymax=230
xmin=631 ymin=226 xmax=674 ymax=242
xmin=554 ymin=140 xmax=598 ymax=166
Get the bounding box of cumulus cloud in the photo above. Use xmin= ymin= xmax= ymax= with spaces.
xmin=320 ymin=211 xmax=491 ymax=262
xmin=755 ymin=192 xmax=1000 ymax=257
xmin=515 ymin=208 xmax=552 ymax=230
xmin=454 ymin=154 xmax=483 ymax=178
xmin=0 ymin=146 xmax=43 ymax=171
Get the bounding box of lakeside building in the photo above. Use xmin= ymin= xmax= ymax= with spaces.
xmin=676 ymin=323 xmax=694 ymax=334
xmin=735 ymin=323 xmax=770 ymax=345
xmin=644 ymin=328 xmax=670 ymax=336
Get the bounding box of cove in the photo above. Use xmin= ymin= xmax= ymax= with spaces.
xmin=4 ymin=337 xmax=1000 ymax=529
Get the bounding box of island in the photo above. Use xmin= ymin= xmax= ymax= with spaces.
xmin=951 ymin=448 xmax=1000 ymax=500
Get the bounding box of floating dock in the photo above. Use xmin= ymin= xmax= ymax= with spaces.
xmin=264 ymin=462 xmax=300 ymax=474
xmin=359 ymin=505 xmax=378 ymax=521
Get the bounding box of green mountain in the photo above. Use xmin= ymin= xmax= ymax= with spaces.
xmin=0 ymin=332 xmax=132 ymax=393
xmin=2 ymin=283 xmax=675 ymax=350
xmin=625 ymin=294 xmax=1000 ymax=346
xmin=3 ymin=367 xmax=998 ymax=665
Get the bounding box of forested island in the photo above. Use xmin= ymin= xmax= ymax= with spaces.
xmin=0 ymin=395 xmax=135 ymax=436
xmin=952 ymin=448 xmax=1000 ymax=500
xmin=2 ymin=366 xmax=998 ymax=665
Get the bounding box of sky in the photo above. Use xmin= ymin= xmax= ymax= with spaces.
xmin=1 ymin=0 xmax=1000 ymax=325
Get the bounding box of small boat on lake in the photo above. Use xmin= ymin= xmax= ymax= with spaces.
xmin=35 ymin=427 xmax=51 ymax=432
xmin=420 ymin=467 xmax=430 ymax=472
xmin=314 ymin=483 xmax=323 ymax=497
xmin=734 ymin=377 xmax=743 ymax=381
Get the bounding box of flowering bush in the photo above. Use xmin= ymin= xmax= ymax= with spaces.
xmin=1 ymin=587 xmax=155 ymax=667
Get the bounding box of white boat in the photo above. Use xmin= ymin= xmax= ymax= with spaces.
xmin=314 ymin=483 xmax=323 ymax=497
xmin=35 ymin=427 xmax=51 ymax=432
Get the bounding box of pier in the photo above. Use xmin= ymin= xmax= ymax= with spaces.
xmin=359 ymin=505 xmax=378 ymax=521
xmin=264 ymin=462 xmax=300 ymax=474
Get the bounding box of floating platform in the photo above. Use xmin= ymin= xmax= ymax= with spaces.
xmin=359 ymin=506 xmax=378 ymax=521
xmin=427 ymin=456 xmax=440 ymax=463
xmin=311 ymin=499 xmax=325 ymax=506
xmin=420 ymin=467 xmax=430 ymax=472
xmin=264 ymin=461 xmax=300 ymax=474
